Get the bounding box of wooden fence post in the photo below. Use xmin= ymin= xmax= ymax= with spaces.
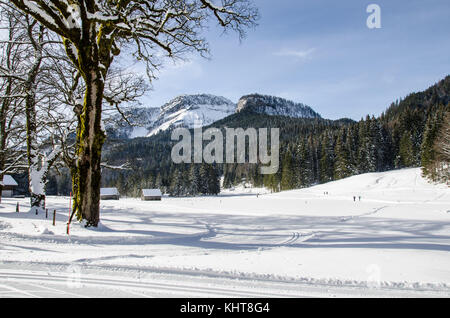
xmin=67 ymin=192 xmax=72 ymax=235
xmin=52 ymin=210 xmax=56 ymax=226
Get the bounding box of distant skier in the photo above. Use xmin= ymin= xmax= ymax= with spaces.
xmin=359 ymin=196 xmax=361 ymax=201
xmin=353 ymin=196 xmax=356 ymax=202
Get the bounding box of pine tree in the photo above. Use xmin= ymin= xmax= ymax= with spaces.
xmin=297 ymin=140 xmax=314 ymax=187
xmin=334 ymin=128 xmax=352 ymax=180
xmin=222 ymin=165 xmax=232 ymax=189
xmin=155 ymin=173 xmax=163 ymax=191
xmin=421 ymin=111 xmax=441 ymax=176
xmin=280 ymin=149 xmax=295 ymax=190
xmin=319 ymin=133 xmax=335 ymax=183
xmin=379 ymin=122 xmax=394 ymax=171
xmin=357 ymin=117 xmax=376 ymax=173
xmin=398 ymin=131 xmax=415 ymax=167
xmin=207 ymin=165 xmax=221 ymax=195
xmin=169 ymin=169 xmax=184 ymax=197
xmin=188 ymin=164 xmax=201 ymax=196
xmin=370 ymin=118 xmax=385 ymax=172
xmin=199 ymin=164 xmax=210 ymax=195
xmin=422 ymin=105 xmax=449 ymax=181
xmin=264 ymin=172 xmax=279 ymax=193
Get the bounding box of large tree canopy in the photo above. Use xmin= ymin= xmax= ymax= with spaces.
xmin=8 ymin=0 xmax=258 ymax=227
xmin=9 ymin=0 xmax=258 ymax=78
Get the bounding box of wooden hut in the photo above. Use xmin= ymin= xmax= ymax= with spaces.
xmin=0 ymin=175 xmax=18 ymax=198
xmin=141 ymin=189 xmax=162 ymax=201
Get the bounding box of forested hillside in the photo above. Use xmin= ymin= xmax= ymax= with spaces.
xmin=44 ymin=76 xmax=449 ymax=196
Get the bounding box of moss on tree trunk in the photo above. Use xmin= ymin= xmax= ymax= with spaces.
xmin=73 ymin=68 xmax=106 ymax=227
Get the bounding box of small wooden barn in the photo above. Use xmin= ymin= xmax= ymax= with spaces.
xmin=100 ymin=188 xmax=120 ymax=200
xmin=0 ymin=175 xmax=18 ymax=197
xmin=141 ymin=189 xmax=162 ymax=201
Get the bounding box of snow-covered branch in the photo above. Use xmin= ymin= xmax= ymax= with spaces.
xmin=101 ymin=162 xmax=132 ymax=171
xmin=0 ymin=153 xmax=27 ymax=175
xmin=8 ymin=0 xmax=76 ymax=40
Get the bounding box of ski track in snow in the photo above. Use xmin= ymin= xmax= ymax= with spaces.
xmin=339 ymin=206 xmax=389 ymax=222
xmin=0 ymin=262 xmax=448 ymax=298
xmin=0 ymin=271 xmax=301 ymax=298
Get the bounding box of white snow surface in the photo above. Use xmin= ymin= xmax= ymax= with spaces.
xmin=0 ymin=168 xmax=449 ymax=297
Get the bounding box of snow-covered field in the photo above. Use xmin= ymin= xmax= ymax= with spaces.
xmin=0 ymin=168 xmax=449 ymax=298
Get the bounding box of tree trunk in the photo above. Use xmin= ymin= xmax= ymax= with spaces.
xmin=0 ymin=72 xmax=13 ymax=205
xmin=0 ymin=178 xmax=3 ymax=204
xmin=25 ymin=58 xmax=44 ymax=211
xmin=73 ymin=69 xmax=106 ymax=227
xmin=26 ymin=107 xmax=46 ymax=211
xmin=28 ymin=150 xmax=59 ymax=213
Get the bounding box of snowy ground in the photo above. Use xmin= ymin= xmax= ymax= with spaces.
xmin=0 ymin=168 xmax=449 ymax=298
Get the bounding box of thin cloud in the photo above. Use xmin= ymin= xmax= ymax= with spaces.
xmin=274 ymin=48 xmax=316 ymax=59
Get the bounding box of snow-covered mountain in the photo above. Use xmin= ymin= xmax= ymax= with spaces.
xmin=236 ymin=94 xmax=321 ymax=119
xmin=147 ymin=94 xmax=236 ymax=136
xmin=105 ymin=107 xmax=160 ymax=139
xmin=106 ymin=93 xmax=322 ymax=139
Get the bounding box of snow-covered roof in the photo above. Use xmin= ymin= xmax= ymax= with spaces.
xmin=142 ymin=189 xmax=162 ymax=197
xmin=100 ymin=188 xmax=119 ymax=196
xmin=1 ymin=175 xmax=18 ymax=187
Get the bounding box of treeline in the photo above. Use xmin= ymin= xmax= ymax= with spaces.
xmin=169 ymin=164 xmax=221 ymax=196
xmin=420 ymin=105 xmax=449 ymax=183
xmin=228 ymin=76 xmax=449 ymax=191
xmin=98 ymin=163 xmax=220 ymax=198
xmin=266 ymin=104 xmax=448 ymax=192
xmin=96 ymin=114 xmax=352 ymax=197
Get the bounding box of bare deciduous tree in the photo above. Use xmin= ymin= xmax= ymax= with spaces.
xmin=9 ymin=0 xmax=259 ymax=227
xmin=0 ymin=8 xmax=27 ymax=200
xmin=0 ymin=4 xmax=72 ymax=210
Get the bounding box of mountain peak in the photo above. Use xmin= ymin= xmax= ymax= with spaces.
xmin=148 ymin=94 xmax=236 ymax=136
xmin=161 ymin=94 xmax=234 ymax=112
xmin=237 ymin=94 xmax=321 ymax=119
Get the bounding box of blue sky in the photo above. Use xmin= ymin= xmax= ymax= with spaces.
xmin=137 ymin=0 xmax=450 ymax=120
